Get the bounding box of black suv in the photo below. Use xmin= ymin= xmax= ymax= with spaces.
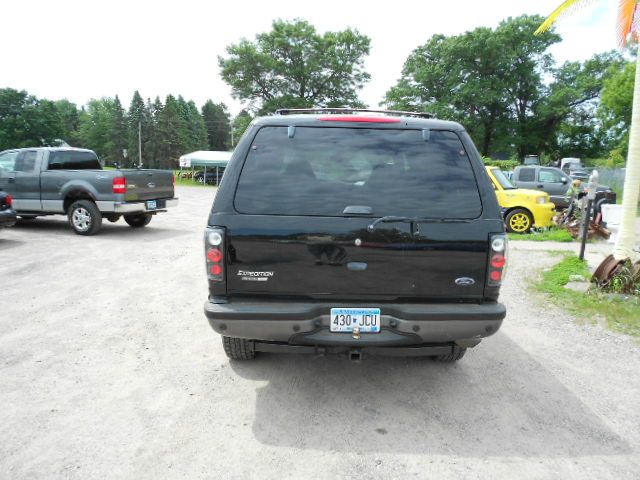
xmin=204 ymin=109 xmax=507 ymax=362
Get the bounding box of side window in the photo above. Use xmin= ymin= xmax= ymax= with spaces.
xmin=0 ymin=151 xmax=18 ymax=172
xmin=518 ymin=168 xmax=535 ymax=182
xmin=539 ymin=168 xmax=563 ymax=183
xmin=14 ymin=151 xmax=38 ymax=172
xmin=48 ymin=151 xmax=101 ymax=170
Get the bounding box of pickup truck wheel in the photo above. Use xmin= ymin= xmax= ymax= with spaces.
xmin=505 ymin=208 xmax=533 ymax=233
xmin=433 ymin=347 xmax=467 ymax=362
xmin=124 ymin=214 xmax=152 ymax=228
xmin=222 ymin=336 xmax=255 ymax=360
xmin=68 ymin=200 xmax=102 ymax=236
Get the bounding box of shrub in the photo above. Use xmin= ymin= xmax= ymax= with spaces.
xmin=482 ymin=158 xmax=519 ymax=170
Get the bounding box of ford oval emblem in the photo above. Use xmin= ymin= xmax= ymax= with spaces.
xmin=455 ymin=277 xmax=475 ymax=286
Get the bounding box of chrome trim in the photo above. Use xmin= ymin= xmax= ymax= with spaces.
xmin=96 ymin=198 xmax=178 ymax=214
xmin=12 ymin=199 xmax=42 ymax=211
xmin=41 ymin=199 xmax=65 ymax=213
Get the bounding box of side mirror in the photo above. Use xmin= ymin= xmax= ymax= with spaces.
xmin=562 ymin=177 xmax=568 ymax=184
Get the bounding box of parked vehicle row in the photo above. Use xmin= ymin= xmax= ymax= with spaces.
xmin=0 ymin=147 xmax=178 ymax=235
xmin=511 ymin=165 xmax=616 ymax=212
xmin=485 ymin=166 xmax=555 ymax=233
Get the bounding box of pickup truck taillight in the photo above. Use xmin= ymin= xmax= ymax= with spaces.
xmin=5 ymin=195 xmax=12 ymax=207
xmin=487 ymin=234 xmax=508 ymax=286
xmin=113 ymin=177 xmax=127 ymax=194
xmin=205 ymin=227 xmax=225 ymax=282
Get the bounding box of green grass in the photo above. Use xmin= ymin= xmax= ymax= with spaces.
xmin=509 ymin=227 xmax=574 ymax=242
xmin=534 ymin=254 xmax=640 ymax=337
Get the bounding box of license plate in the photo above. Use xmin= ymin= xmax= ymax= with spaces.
xmin=330 ymin=308 xmax=381 ymax=333
xmin=146 ymin=200 xmax=157 ymax=210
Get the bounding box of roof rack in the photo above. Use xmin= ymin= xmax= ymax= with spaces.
xmin=274 ymin=108 xmax=434 ymax=119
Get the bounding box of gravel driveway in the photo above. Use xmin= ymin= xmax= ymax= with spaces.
xmin=1 ymin=186 xmax=639 ymax=479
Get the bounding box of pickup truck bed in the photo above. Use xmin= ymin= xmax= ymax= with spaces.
xmin=0 ymin=147 xmax=178 ymax=235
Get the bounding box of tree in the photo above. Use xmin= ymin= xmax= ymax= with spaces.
xmin=110 ymin=95 xmax=127 ymax=165
xmin=127 ymin=90 xmax=152 ymax=167
xmin=536 ymin=0 xmax=640 ymax=260
xmin=202 ymin=100 xmax=231 ymax=150
xmin=384 ymin=16 xmax=621 ymax=159
xmin=599 ymin=60 xmax=635 ymax=159
xmin=232 ymin=110 xmax=253 ymax=146
xmin=535 ymin=51 xmax=624 ymax=159
xmin=154 ymin=95 xmax=188 ymax=169
xmin=383 ymin=15 xmax=560 ymax=157
xmin=180 ymin=98 xmax=208 ymax=152
xmin=147 ymin=96 xmax=164 ymax=168
xmin=219 ymin=19 xmax=371 ymax=114
xmin=0 ymin=88 xmax=65 ymax=150
xmin=76 ymin=96 xmax=127 ymax=166
xmin=54 ymin=99 xmax=81 ymax=146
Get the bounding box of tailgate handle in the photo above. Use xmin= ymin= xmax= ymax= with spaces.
xmin=347 ymin=262 xmax=368 ymax=271
xmin=343 ymin=205 xmax=372 ymax=215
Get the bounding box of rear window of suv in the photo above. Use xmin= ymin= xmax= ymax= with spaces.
xmin=234 ymin=126 xmax=482 ymax=219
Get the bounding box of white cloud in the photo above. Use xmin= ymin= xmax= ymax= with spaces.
xmin=1 ymin=0 xmax=620 ymax=116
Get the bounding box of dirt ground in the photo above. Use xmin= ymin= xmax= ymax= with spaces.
xmin=1 ymin=186 xmax=639 ymax=480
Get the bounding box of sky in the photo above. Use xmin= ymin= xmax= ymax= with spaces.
xmin=2 ymin=0 xmax=619 ymax=116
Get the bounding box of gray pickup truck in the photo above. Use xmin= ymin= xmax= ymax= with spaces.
xmin=0 ymin=147 xmax=178 ymax=235
xmin=511 ymin=165 xmax=616 ymax=212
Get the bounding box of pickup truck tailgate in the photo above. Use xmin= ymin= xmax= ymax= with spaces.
xmin=122 ymin=170 xmax=174 ymax=201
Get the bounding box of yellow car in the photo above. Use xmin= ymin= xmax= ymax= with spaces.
xmin=486 ymin=166 xmax=555 ymax=233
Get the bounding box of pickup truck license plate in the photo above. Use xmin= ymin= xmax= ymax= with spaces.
xmin=330 ymin=308 xmax=381 ymax=333
xmin=146 ymin=200 xmax=157 ymax=210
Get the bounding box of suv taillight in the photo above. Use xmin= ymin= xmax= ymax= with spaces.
xmin=113 ymin=177 xmax=126 ymax=194
xmin=205 ymin=227 xmax=225 ymax=282
xmin=487 ymin=234 xmax=508 ymax=286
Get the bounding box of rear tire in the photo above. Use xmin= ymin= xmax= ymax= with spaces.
xmin=505 ymin=208 xmax=533 ymax=233
xmin=222 ymin=336 xmax=255 ymax=360
xmin=68 ymin=200 xmax=102 ymax=236
xmin=433 ymin=347 xmax=467 ymax=362
xmin=124 ymin=214 xmax=152 ymax=228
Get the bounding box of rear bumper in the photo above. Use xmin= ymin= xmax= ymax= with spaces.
xmin=96 ymin=198 xmax=178 ymax=214
xmin=0 ymin=209 xmax=17 ymax=227
xmin=204 ymin=300 xmax=505 ymax=347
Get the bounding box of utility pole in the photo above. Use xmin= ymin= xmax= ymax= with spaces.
xmin=231 ymin=129 xmax=234 ymax=149
xmin=138 ymin=121 xmax=142 ymax=168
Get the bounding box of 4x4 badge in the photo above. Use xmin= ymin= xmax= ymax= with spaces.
xmin=455 ymin=277 xmax=475 ymax=286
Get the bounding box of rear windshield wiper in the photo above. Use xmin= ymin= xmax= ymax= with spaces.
xmin=367 ymin=216 xmax=463 ymax=232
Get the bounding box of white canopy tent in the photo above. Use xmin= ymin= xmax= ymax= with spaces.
xmin=178 ymin=150 xmax=232 ymax=184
